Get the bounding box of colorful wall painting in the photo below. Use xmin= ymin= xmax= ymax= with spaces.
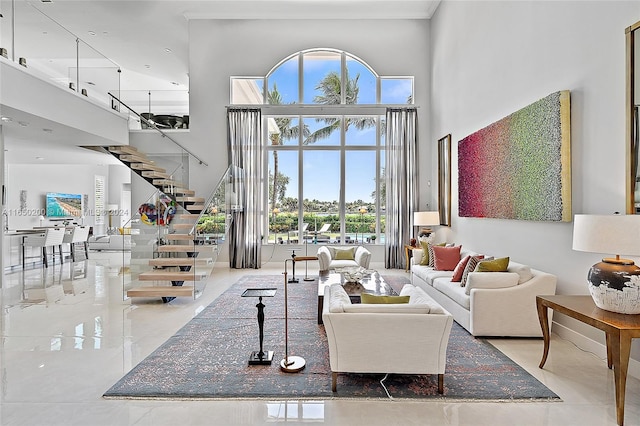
xmin=458 ymin=90 xmax=571 ymax=222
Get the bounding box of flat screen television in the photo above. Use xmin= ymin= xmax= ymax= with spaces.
xmin=46 ymin=192 xmax=82 ymax=218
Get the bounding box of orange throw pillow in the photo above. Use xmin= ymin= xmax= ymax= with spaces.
xmin=432 ymin=245 xmax=462 ymax=271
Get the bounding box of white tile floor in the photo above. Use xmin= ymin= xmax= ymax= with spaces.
xmin=1 ymin=252 xmax=639 ymax=426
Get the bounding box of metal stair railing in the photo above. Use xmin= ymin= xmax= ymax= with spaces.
xmin=108 ymin=92 xmax=208 ymax=166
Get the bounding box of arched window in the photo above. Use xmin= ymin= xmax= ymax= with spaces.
xmin=230 ymin=49 xmax=414 ymax=245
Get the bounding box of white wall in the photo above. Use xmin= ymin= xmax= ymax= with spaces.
xmin=6 ymin=163 xmax=110 ymax=230
xmin=430 ymin=1 xmax=640 ymax=364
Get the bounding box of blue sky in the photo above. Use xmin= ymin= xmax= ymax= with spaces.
xmin=265 ymin=52 xmax=410 ymax=202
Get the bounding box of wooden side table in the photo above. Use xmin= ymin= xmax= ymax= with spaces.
xmin=536 ymin=295 xmax=640 ymax=426
xmin=404 ymin=244 xmax=421 ymax=272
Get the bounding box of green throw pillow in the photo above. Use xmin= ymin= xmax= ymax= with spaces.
xmin=334 ymin=247 xmax=356 ymax=260
xmin=476 ymin=257 xmax=510 ymax=272
xmin=360 ymin=293 xmax=410 ymax=304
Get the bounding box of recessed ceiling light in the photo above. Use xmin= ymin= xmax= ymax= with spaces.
xmin=88 ymin=31 xmax=96 ymax=36
xmin=18 ymin=121 xmax=28 ymax=127
xmin=165 ymin=48 xmax=172 ymax=53
xmin=86 ymin=81 xmax=95 ymax=86
xmin=145 ymin=64 xmax=151 ymax=69
xmin=0 ymin=116 xmax=12 ymax=122
xmin=170 ymin=82 xmax=179 ymax=86
xmin=43 ymin=128 xmax=53 ymax=133
xmin=35 ymin=156 xmax=44 ymax=160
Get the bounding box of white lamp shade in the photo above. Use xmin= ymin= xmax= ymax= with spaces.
xmin=413 ymin=211 xmax=440 ymax=227
xmin=572 ymin=214 xmax=640 ymax=256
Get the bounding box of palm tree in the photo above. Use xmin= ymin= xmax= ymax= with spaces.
xmin=267 ymin=84 xmax=309 ymax=211
xmin=305 ymin=69 xmax=377 ymax=145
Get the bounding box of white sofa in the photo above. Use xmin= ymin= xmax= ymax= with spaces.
xmin=317 ymin=245 xmax=371 ymax=271
xmin=410 ymin=247 xmax=556 ymax=337
xmin=322 ymin=283 xmax=453 ymax=393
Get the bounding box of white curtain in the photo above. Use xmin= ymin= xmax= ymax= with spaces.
xmin=227 ymin=108 xmax=263 ymax=268
xmin=385 ymin=108 xmax=418 ymax=269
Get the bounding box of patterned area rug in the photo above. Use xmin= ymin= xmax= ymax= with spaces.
xmin=103 ymin=274 xmax=560 ymax=401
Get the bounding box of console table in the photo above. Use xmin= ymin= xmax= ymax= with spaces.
xmin=536 ymin=295 xmax=640 ymax=426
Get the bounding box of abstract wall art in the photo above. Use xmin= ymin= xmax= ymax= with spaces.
xmin=458 ymin=90 xmax=571 ymax=222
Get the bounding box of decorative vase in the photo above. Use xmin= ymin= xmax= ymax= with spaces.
xmin=587 ymin=261 xmax=640 ymax=314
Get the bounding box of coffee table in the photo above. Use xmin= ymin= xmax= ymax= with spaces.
xmin=317 ymin=270 xmax=397 ymax=324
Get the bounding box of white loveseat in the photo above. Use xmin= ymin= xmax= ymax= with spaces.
xmin=411 ymin=247 xmax=556 ymax=337
xmin=317 ymin=245 xmax=371 ymax=271
xmin=322 ymin=283 xmax=453 ymax=393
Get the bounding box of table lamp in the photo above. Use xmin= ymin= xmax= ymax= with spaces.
xmin=413 ymin=211 xmax=440 ymax=245
xmin=572 ymin=214 xmax=640 ymax=314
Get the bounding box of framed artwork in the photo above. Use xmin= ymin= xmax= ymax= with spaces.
xmin=438 ymin=134 xmax=452 ymax=226
xmin=458 ymin=90 xmax=571 ymax=221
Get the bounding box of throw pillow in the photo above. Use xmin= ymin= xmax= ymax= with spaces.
xmin=427 ymin=242 xmax=447 ymax=267
xmin=451 ymin=255 xmax=471 ymax=282
xmin=432 ymin=245 xmax=462 ymax=271
xmin=360 ymin=293 xmax=410 ymax=304
xmin=334 ymin=247 xmax=356 ymax=260
xmin=460 ymin=255 xmax=485 ymax=287
xmin=419 ymin=241 xmax=430 ymax=265
xmin=476 ymin=257 xmax=509 ymax=272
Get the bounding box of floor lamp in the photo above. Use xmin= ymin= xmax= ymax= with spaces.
xmin=281 ymin=256 xmax=318 ymax=373
xmin=303 ymin=242 xmax=315 ymax=282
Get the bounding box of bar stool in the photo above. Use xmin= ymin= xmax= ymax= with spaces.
xmin=23 ymin=227 xmax=66 ymax=268
xmin=62 ymin=226 xmax=90 ymax=262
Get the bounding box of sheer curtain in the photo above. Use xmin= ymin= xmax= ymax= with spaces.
xmin=227 ymin=108 xmax=263 ymax=268
xmin=385 ymin=108 xmax=418 ymax=269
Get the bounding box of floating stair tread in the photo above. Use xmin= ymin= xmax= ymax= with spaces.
xmin=119 ymin=154 xmax=152 ymax=163
xmin=186 ymin=204 xmax=205 ymax=211
xmin=127 ymin=285 xmax=195 ymax=298
xmin=109 ymin=145 xmax=141 ymax=155
xmin=138 ymin=270 xmax=208 ymax=281
xmin=172 ymin=189 xmax=196 ymax=195
xmin=177 ymin=196 xmax=205 ymax=203
xmin=172 ymin=223 xmax=196 ymax=229
xmin=149 ymin=258 xmax=213 ymax=267
xmin=166 ymin=233 xmax=196 ymax=240
xmin=142 ymin=171 xmax=170 ymax=179
xmin=153 ymin=179 xmax=181 ymax=186
xmin=176 ymin=214 xmax=201 ymax=220
xmin=131 ymin=163 xmax=166 ymax=173
xmin=158 ymin=245 xmax=217 ymax=253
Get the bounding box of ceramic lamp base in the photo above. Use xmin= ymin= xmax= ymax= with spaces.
xmin=587 ymin=260 xmax=640 ymax=314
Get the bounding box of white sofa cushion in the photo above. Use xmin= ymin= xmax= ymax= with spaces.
xmin=465 ymin=272 xmax=520 ymax=295
xmin=411 ymin=265 xmax=454 ymax=286
xmin=508 ymin=262 xmax=534 ymax=284
xmin=433 ymin=278 xmax=471 ymax=309
xmin=328 ymin=284 xmax=352 ymax=312
xmin=400 ymin=284 xmax=446 ymax=314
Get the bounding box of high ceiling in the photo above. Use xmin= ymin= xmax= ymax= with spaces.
xmin=0 ymin=0 xmax=441 ymax=164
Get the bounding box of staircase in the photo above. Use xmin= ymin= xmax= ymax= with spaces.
xmin=104 ymin=145 xmax=225 ymax=303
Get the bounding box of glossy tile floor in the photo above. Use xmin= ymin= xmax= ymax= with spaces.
xmin=1 ymin=252 xmax=639 ymax=426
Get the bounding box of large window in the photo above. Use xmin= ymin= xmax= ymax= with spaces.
xmin=230 ymin=49 xmax=413 ymax=245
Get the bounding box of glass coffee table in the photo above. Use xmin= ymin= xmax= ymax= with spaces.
xmin=317 ymin=269 xmax=397 ymax=324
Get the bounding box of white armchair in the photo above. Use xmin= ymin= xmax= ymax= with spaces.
xmin=322 ymin=284 xmax=453 ymax=393
xmin=317 ymin=245 xmax=371 ymax=271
